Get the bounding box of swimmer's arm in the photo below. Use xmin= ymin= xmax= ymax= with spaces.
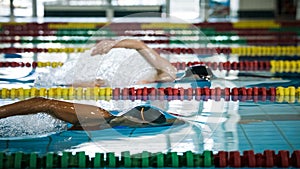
xmin=113 ymin=39 xmax=177 ymax=81
xmin=0 ymin=97 xmax=114 ymax=129
xmin=112 ymin=39 xmax=146 ymax=50
xmin=0 ymin=97 xmax=78 ymax=124
xmin=91 ymin=39 xmax=145 ymax=56
xmin=91 ymin=39 xmax=177 ymax=81
xmin=137 ymin=46 xmax=177 ymax=82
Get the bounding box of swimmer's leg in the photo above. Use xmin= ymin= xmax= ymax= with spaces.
xmin=0 ymin=97 xmax=113 ymax=128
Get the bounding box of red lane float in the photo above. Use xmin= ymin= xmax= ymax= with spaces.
xmin=214 ymin=150 xmax=300 ymax=168
xmin=108 ymin=87 xmax=283 ymax=102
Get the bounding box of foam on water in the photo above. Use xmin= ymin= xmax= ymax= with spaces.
xmin=0 ymin=113 xmax=68 ymax=138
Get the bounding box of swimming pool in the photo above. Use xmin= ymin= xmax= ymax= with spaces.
xmin=0 ymin=21 xmax=299 ymax=168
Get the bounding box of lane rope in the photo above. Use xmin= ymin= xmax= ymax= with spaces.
xmin=0 ymin=86 xmax=299 ymax=103
xmin=2 ymin=60 xmax=300 ymax=73
xmin=1 ymin=46 xmax=300 ymax=56
xmin=0 ymin=38 xmax=299 ymax=45
xmin=0 ymin=150 xmax=299 ymax=168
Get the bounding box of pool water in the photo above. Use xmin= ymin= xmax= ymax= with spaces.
xmin=1 ymin=62 xmax=299 ymax=157
xmin=0 ymin=21 xmax=299 ymax=168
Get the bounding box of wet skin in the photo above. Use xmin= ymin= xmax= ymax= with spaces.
xmin=0 ymin=97 xmax=184 ymax=130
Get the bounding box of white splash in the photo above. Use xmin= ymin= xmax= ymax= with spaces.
xmin=0 ymin=113 xmax=67 ymax=138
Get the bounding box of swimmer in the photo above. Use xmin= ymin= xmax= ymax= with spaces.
xmin=35 ymin=38 xmax=210 ymax=88
xmin=35 ymin=39 xmax=178 ymax=88
xmin=0 ymin=97 xmax=183 ymax=130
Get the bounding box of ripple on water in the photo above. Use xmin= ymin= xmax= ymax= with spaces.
xmin=0 ymin=113 xmax=68 ymax=139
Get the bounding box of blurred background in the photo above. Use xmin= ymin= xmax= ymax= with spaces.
xmin=0 ymin=0 xmax=298 ymax=21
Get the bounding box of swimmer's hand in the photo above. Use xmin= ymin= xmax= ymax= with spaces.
xmin=91 ymin=39 xmax=146 ymax=56
xmin=91 ymin=39 xmax=118 ymax=56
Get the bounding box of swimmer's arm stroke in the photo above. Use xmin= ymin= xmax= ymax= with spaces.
xmin=116 ymin=39 xmax=177 ymax=82
xmin=0 ymin=97 xmax=114 ymax=130
xmin=92 ymin=39 xmax=177 ymax=82
xmin=0 ymin=97 xmax=181 ymax=130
